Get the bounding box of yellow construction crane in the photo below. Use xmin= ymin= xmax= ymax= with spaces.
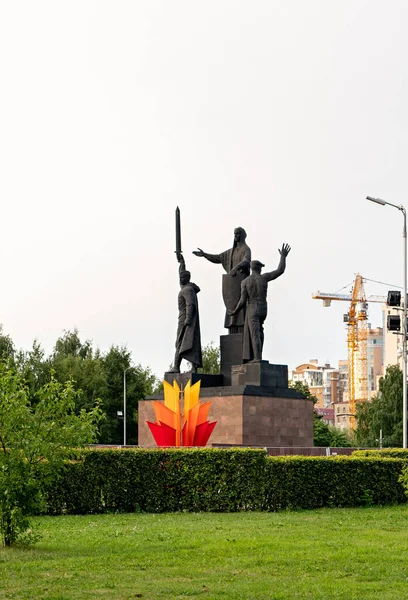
xmin=312 ymin=274 xmax=386 ymax=427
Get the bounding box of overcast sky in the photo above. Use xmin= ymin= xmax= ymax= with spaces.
xmin=1 ymin=1 xmax=407 ymax=377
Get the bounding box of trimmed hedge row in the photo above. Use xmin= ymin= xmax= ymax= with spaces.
xmin=264 ymin=456 xmax=406 ymax=509
xmin=44 ymin=448 xmax=267 ymax=514
xmin=41 ymin=448 xmax=407 ymax=515
xmin=352 ymin=449 xmax=408 ymax=459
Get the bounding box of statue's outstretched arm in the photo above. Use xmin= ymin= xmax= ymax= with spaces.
xmin=192 ymin=248 xmax=222 ymax=264
xmin=263 ymin=243 xmax=291 ymax=282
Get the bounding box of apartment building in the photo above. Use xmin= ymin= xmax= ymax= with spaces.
xmin=291 ymin=360 xmax=339 ymax=409
xmin=367 ymin=325 xmax=384 ymax=398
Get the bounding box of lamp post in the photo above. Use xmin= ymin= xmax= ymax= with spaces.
xmin=123 ymin=366 xmax=131 ymax=446
xmin=366 ymin=195 xmax=407 ymax=448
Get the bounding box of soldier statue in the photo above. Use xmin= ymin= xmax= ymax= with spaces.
xmin=229 ymin=244 xmax=291 ymax=362
xmin=168 ymin=252 xmax=203 ymax=373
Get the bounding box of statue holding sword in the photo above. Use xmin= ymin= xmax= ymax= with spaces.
xmin=168 ymin=208 xmax=203 ymax=373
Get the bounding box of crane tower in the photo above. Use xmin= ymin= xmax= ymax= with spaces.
xmin=312 ymin=274 xmax=385 ymax=426
xmin=347 ymin=275 xmax=368 ymax=416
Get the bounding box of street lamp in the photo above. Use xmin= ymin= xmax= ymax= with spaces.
xmin=366 ymin=195 xmax=407 ymax=448
xmin=123 ymin=366 xmax=132 ymax=446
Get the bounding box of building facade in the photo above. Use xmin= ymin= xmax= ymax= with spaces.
xmin=291 ymin=360 xmax=339 ymax=409
xmin=337 ymin=359 xmax=348 ymax=404
xmin=334 ymin=402 xmax=351 ymax=430
xmin=293 ymin=325 xmax=386 ymax=429
xmin=367 ymin=325 xmax=384 ymax=399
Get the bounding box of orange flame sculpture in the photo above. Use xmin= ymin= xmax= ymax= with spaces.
xmin=146 ymin=380 xmax=217 ymax=447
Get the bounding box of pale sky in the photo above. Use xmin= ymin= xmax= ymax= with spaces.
xmin=1 ymin=1 xmax=407 ymax=378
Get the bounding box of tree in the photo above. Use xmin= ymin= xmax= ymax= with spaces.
xmin=16 ymin=341 xmax=52 ymax=399
xmin=0 ymin=325 xmax=16 ymax=363
xmin=0 ymin=327 xmax=163 ymax=446
xmin=53 ymin=328 xmax=92 ymax=359
xmin=198 ymin=342 xmax=221 ymax=375
xmin=289 ymin=380 xmax=351 ymax=447
xmin=99 ymin=346 xmax=158 ymax=445
xmin=0 ymin=363 xmax=101 ymax=546
xmin=290 ymin=380 xmax=318 ymax=403
xmin=169 ymin=341 xmax=221 ymax=375
xmin=50 ymin=330 xmax=107 ymax=413
xmin=355 ymin=365 xmax=403 ymax=447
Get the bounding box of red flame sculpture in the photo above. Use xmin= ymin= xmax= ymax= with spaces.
xmin=146 ymin=379 xmax=217 ymax=447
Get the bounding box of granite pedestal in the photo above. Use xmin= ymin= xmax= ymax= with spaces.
xmin=220 ymin=333 xmax=242 ymax=386
xmin=231 ymin=361 xmax=288 ymax=388
xmin=139 ymin=359 xmax=314 ymax=447
xmin=164 ymin=371 xmax=223 ymax=388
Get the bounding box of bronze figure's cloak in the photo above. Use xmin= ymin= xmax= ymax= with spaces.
xmin=176 ymin=282 xmax=202 ymax=367
xmin=217 ymin=243 xmax=251 ymax=275
xmin=204 ymin=237 xmax=251 ymax=331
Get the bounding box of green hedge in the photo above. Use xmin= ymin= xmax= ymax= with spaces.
xmin=41 ymin=449 xmax=407 ymax=515
xmin=44 ymin=448 xmax=267 ymax=514
xmin=352 ymin=449 xmax=408 ymax=459
xmin=265 ymin=456 xmax=406 ymax=509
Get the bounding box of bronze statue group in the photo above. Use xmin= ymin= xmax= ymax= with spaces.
xmin=169 ymin=227 xmax=290 ymax=374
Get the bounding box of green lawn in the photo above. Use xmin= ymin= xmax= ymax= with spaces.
xmin=2 ymin=507 xmax=408 ymax=600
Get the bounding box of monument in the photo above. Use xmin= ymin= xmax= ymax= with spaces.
xmin=229 ymin=244 xmax=291 ymax=363
xmin=168 ymin=208 xmax=202 ymax=374
xmin=194 ymin=227 xmax=253 ymax=384
xmin=138 ymin=210 xmax=313 ymax=448
xmin=193 ymin=227 xmax=251 ymax=333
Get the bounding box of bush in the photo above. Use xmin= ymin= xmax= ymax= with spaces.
xmin=264 ymin=456 xmax=406 ymax=510
xmin=40 ymin=448 xmax=407 ymax=515
xmin=352 ymin=449 xmax=408 ymax=459
xmin=0 ymin=455 xmax=43 ymax=546
xmin=399 ymin=464 xmax=408 ymax=500
xmin=0 ymin=366 xmax=101 ymax=546
xmin=43 ymin=448 xmax=267 ymax=514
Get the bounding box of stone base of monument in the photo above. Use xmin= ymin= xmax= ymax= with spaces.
xmin=220 ymin=333 xmax=243 ymax=386
xmin=163 ymin=371 xmax=223 ymax=388
xmin=231 ymin=361 xmax=288 ymax=388
xmin=138 ymin=360 xmax=314 ymax=447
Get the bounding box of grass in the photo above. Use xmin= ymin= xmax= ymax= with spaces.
xmin=2 ymin=507 xmax=408 ymax=599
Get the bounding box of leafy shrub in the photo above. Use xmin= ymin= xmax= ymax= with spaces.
xmin=0 ymin=455 xmax=44 ymax=546
xmin=399 ymin=464 xmax=408 ymax=500
xmin=0 ymin=365 xmax=101 ymax=546
xmin=352 ymin=449 xmax=408 ymax=459
xmin=264 ymin=456 xmax=406 ymax=510
xmin=40 ymin=449 xmax=407 ymax=515
xmin=43 ymin=448 xmax=267 ymax=514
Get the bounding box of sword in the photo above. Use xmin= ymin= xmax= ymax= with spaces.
xmin=175 ymin=207 xmax=182 ymax=258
